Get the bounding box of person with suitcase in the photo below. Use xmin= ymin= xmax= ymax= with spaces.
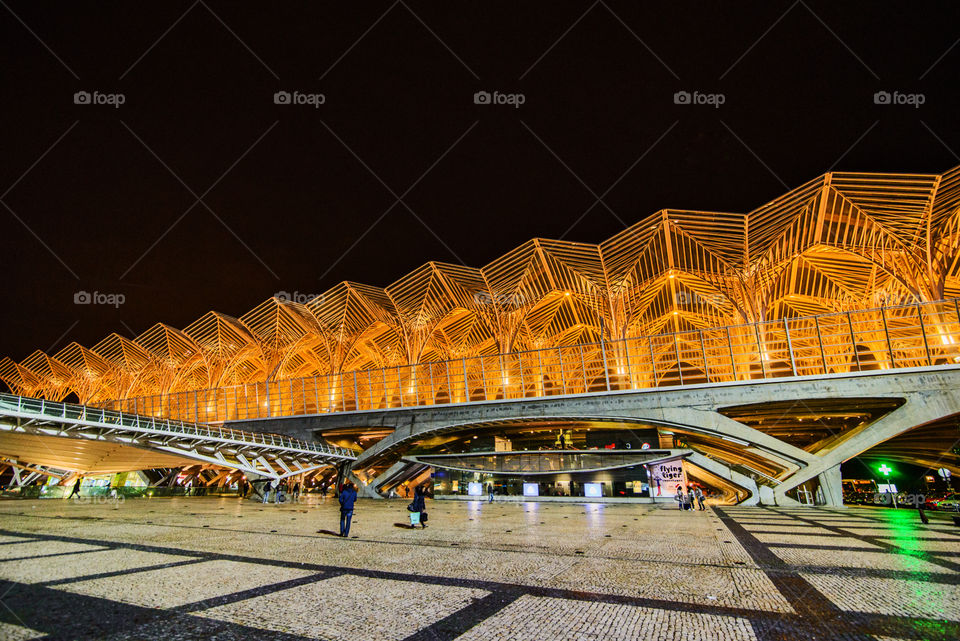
xmin=408 ymin=485 xmax=427 ymax=529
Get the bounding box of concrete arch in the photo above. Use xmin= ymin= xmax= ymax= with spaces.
xmin=230 ymin=366 xmax=960 ymax=506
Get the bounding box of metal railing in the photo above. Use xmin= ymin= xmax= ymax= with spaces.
xmin=0 ymin=392 xmax=354 ymax=459
xmin=100 ymin=298 xmax=960 ymax=424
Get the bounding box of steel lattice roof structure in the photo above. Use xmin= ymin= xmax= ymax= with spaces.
xmin=2 ymin=166 xmax=960 ymax=407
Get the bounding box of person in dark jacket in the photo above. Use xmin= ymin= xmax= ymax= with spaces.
xmin=411 ymin=485 xmax=427 ymax=529
xmin=339 ymin=482 xmax=358 ymax=537
xmin=67 ymin=476 xmax=83 ymax=499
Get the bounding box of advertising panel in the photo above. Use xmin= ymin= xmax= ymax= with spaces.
xmin=649 ymin=461 xmax=686 ymax=496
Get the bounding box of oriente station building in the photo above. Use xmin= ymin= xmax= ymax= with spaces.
xmin=2 ymin=165 xmax=960 ymax=506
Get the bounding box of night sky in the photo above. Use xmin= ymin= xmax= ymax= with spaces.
xmin=2 ymin=1 xmax=959 ymax=361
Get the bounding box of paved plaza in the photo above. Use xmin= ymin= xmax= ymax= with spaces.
xmin=0 ymin=497 xmax=957 ymax=640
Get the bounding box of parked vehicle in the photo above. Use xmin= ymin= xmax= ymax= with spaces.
xmin=926 ymin=492 xmax=960 ymax=512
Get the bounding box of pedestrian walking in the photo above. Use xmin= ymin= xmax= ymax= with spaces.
xmin=686 ymin=487 xmax=696 ymax=511
xmin=263 ymin=479 xmax=278 ymax=504
xmin=695 ymin=486 xmax=706 ymax=511
xmin=339 ymin=481 xmax=357 ymax=537
xmin=67 ymin=476 xmax=83 ymax=499
xmin=409 ymin=485 xmax=428 ymax=529
xmin=917 ymin=491 xmax=929 ymax=524
xmin=487 ymin=483 xmax=494 ymax=503
xmin=674 ymin=484 xmax=684 ymax=511
xmin=292 ymin=481 xmax=301 ymax=502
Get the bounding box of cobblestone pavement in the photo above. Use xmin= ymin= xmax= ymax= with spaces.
xmin=0 ymin=497 xmax=957 ymax=640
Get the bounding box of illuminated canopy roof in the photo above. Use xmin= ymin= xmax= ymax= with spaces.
xmin=3 ymin=166 xmax=959 ymax=404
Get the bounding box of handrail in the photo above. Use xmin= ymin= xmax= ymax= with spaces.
xmin=0 ymin=391 xmax=354 ymax=459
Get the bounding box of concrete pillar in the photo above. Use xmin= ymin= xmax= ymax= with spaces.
xmin=369 ymin=461 xmax=411 ymax=495
xmin=758 ymin=485 xmax=776 ymax=505
xmin=243 ymin=472 xmax=269 ymax=503
xmin=817 ymin=464 xmax=844 ymax=507
xmin=346 ymin=471 xmax=382 ymax=498
xmin=685 ymin=452 xmax=760 ymax=505
xmin=774 ymin=378 xmax=960 ymax=504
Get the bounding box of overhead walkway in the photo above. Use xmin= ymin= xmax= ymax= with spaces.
xmin=0 ymin=392 xmax=355 ymax=481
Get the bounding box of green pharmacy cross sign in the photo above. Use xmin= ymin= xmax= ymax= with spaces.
xmin=878 ymin=463 xmax=893 ymax=477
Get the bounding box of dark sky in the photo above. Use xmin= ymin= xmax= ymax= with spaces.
xmin=2 ymin=1 xmax=959 ymax=361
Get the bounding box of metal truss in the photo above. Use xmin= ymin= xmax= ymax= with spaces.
xmin=86 ymin=297 xmax=960 ymax=422
xmin=2 ymin=165 xmax=959 ymax=414
xmin=0 ymin=393 xmax=354 ymax=479
xmin=0 ymin=456 xmax=68 ymax=486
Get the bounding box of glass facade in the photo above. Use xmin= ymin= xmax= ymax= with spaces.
xmin=418 ymin=451 xmax=664 ymax=475
xmin=432 ymin=465 xmax=652 ymax=499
